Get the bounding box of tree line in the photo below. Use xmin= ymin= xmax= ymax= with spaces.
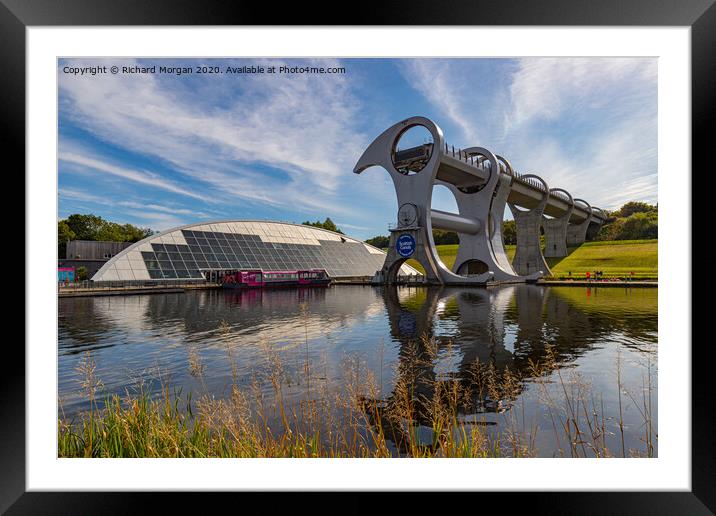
xmin=302 ymin=217 xmax=344 ymax=234
xmin=593 ymin=201 xmax=657 ymax=241
xmin=58 ymin=214 xmax=153 ymax=258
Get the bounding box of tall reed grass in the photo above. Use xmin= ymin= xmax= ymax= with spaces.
xmin=59 ymin=333 xmax=656 ymax=458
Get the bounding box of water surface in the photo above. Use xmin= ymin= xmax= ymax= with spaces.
xmin=58 ymin=284 xmax=657 ymax=457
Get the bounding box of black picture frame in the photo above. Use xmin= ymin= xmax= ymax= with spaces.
xmin=5 ymin=0 xmax=709 ymax=512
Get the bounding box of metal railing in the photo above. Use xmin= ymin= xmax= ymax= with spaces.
xmin=442 ymin=141 xmax=550 ymax=193
xmin=403 ymin=141 xmax=605 ymax=220
xmin=443 ymin=141 xmax=488 ymax=168
xmin=512 ymin=171 xmax=547 ymax=192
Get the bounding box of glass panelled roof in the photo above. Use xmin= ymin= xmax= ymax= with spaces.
xmin=92 ymin=220 xmax=418 ymax=281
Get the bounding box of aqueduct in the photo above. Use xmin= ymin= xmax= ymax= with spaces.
xmin=354 ymin=116 xmax=607 ymax=285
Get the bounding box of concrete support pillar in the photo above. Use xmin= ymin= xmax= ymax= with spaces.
xmin=566 ymin=198 xmax=592 ymax=246
xmin=509 ymin=175 xmax=551 ymax=277
xmin=442 ymin=153 xmax=529 ymax=283
xmin=586 ymin=207 xmax=608 ymax=240
xmin=542 ymin=188 xmax=574 ymax=258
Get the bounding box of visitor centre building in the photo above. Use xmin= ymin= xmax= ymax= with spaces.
xmin=91 ymin=220 xmax=419 ymax=282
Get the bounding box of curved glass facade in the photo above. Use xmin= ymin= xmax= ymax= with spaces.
xmin=92 ymin=220 xmax=418 ymax=281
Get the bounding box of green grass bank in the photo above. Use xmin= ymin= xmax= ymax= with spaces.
xmin=406 ymin=239 xmax=657 ymax=280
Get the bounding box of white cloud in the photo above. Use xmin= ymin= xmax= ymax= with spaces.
xmin=59 ymin=58 xmax=366 ymax=215
xmin=334 ymin=221 xmax=373 ymax=231
xmin=124 ymin=211 xmax=189 ymax=232
xmin=400 ymin=60 xmax=482 ymax=143
xmin=58 ymin=187 xmax=105 ymax=203
xmin=59 ymin=152 xmax=212 ymax=202
xmin=406 ymin=57 xmax=659 ymax=209
xmin=506 ymin=57 xmax=657 ymax=130
xmin=59 ymin=186 xmax=218 ymax=221
xmin=116 ymin=200 xmax=211 ymax=219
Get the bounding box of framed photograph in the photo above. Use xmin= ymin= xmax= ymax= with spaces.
xmin=8 ymin=0 xmax=709 ymax=512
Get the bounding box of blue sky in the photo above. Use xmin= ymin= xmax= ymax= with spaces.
xmin=58 ymin=58 xmax=657 ymax=240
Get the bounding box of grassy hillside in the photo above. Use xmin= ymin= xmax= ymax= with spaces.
xmin=548 ymin=240 xmax=657 ymax=279
xmin=406 ymin=239 xmax=657 ymax=279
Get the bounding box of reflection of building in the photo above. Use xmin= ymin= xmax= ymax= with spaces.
xmin=59 ymin=240 xmax=133 ymax=278
xmin=91 ymin=220 xmax=419 ymax=282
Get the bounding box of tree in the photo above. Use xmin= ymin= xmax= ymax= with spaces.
xmin=76 ymin=266 xmax=88 ymax=281
xmin=58 ymin=213 xmax=153 ymax=257
xmin=65 ymin=214 xmax=106 ymax=241
xmin=432 ymin=229 xmax=459 ymax=245
xmin=61 ymin=213 xmax=152 ymax=242
xmin=618 ymin=201 xmax=656 ymax=218
xmin=58 ymin=221 xmax=76 ymax=259
xmin=502 ymin=220 xmax=517 ymax=245
xmin=365 ymin=235 xmax=390 ymax=249
xmin=594 ymin=203 xmax=658 ymax=241
xmin=620 ymin=211 xmax=658 ymax=240
xmin=302 ymin=217 xmax=344 ymax=234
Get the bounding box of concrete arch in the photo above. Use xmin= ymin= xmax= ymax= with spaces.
xmin=591 ymin=206 xmax=608 ymax=219
xmin=445 ymin=146 xmax=524 ymax=283
xmin=354 ymin=116 xmax=459 ymax=284
xmin=496 ymin=154 xmax=515 ymax=177
xmin=566 ymin=198 xmax=592 ymax=246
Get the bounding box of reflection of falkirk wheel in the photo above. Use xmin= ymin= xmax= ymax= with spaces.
xmin=354 ymin=116 xmax=607 ymax=285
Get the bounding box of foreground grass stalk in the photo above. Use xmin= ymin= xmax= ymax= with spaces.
xmin=60 ymin=340 xmax=656 ymax=458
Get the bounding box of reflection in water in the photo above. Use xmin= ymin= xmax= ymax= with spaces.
xmin=58 ymin=284 xmax=657 ymax=457
xmin=372 ymin=285 xmax=656 ymax=455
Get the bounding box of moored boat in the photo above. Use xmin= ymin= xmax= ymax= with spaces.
xmin=220 ymin=269 xmax=331 ymax=289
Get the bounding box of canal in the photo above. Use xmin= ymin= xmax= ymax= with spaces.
xmin=58 ymin=284 xmax=657 ymax=457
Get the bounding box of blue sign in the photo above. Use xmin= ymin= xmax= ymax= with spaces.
xmin=396 ymin=234 xmax=416 ymax=257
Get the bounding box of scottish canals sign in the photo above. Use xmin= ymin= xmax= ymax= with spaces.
xmin=396 ymin=234 xmax=416 ymax=258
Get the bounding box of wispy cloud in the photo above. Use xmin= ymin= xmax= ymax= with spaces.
xmin=404 ymin=58 xmax=657 ymax=209
xmin=115 ymin=200 xmax=211 ymax=218
xmin=124 ymin=211 xmax=190 ymax=232
xmin=58 ymin=57 xmax=658 ymax=239
xmin=334 ymin=221 xmax=373 ymax=231
xmin=59 ymin=152 xmax=212 ymax=202
xmin=400 ymin=60 xmax=482 ymax=144
xmin=59 ymin=187 xmax=105 ymax=203
xmin=59 ymin=187 xmax=218 ymax=229
xmin=502 ymin=58 xmax=657 ymax=209
xmin=59 ymin=58 xmax=366 ymax=215
xmin=506 ymin=58 xmax=656 ymax=130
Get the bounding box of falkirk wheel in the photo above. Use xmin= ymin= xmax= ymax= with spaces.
xmin=353 ymin=116 xmax=607 ymax=285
